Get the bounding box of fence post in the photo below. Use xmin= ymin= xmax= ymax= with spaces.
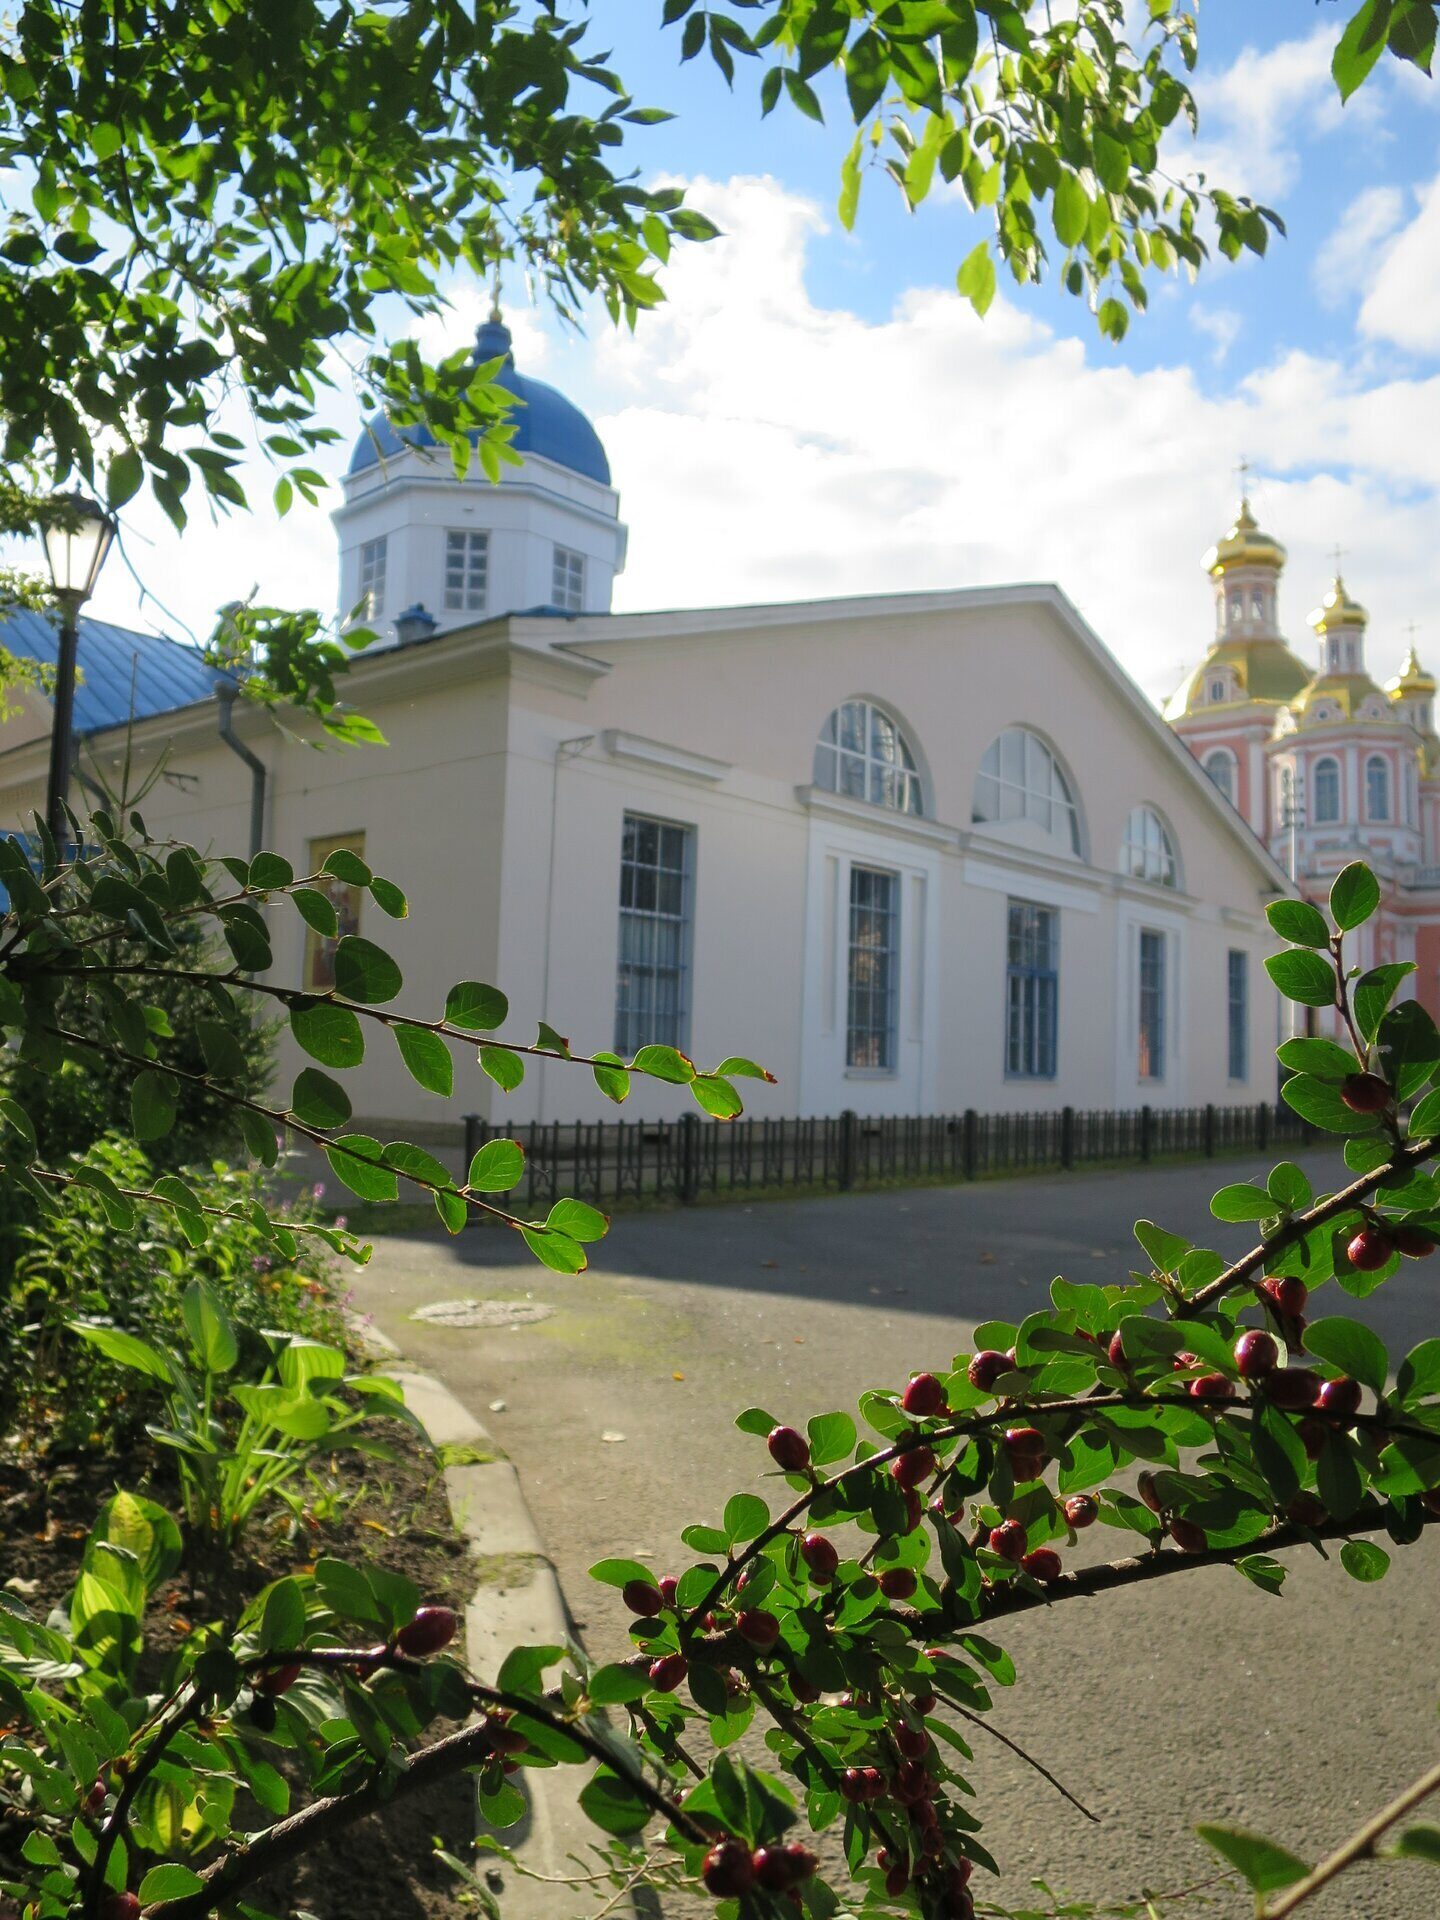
xmin=838 ymin=1108 xmax=857 ymax=1191
xmin=462 ymin=1113 xmax=482 ymax=1176
xmin=962 ymin=1108 xmax=978 ymax=1180
xmin=1060 ymin=1105 xmax=1075 ymax=1171
xmin=1257 ymin=1100 xmax=1269 ymax=1152
xmin=679 ymin=1110 xmax=700 ymax=1205
xmin=1139 ymin=1104 xmax=1153 ymax=1164
xmin=1203 ymin=1103 xmax=1216 ymax=1158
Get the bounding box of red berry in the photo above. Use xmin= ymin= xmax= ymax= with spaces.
xmin=1395 ymin=1225 xmax=1436 ymax=1259
xmin=840 ymin=1767 xmax=868 ymax=1802
xmin=988 ymin=1520 xmax=1027 ymax=1563
xmin=900 ymin=1487 xmax=924 ymax=1532
xmin=861 ymin=1765 xmax=886 ymax=1799
xmin=702 ymin=1838 xmax=754 ymax=1897
xmin=737 ymin=1609 xmax=780 ymax=1649
xmin=879 ymin=1566 xmax=918 ymax=1600
xmin=911 ymin=1691 xmax=937 ymax=1715
xmin=893 ymin=1758 xmax=928 ymax=1802
xmin=1286 ymin=1491 xmax=1328 ymax=1528
xmin=1348 ymin=1227 xmax=1394 ymax=1272
xmin=1318 ymin=1375 xmax=1363 ymax=1419
xmin=1298 ymin=1416 xmax=1327 ymax=1459
xmin=1341 ymin=1072 xmax=1391 ymax=1114
xmin=801 ymin=1532 xmax=839 ymax=1582
xmin=790 ymin=1672 xmax=821 ymax=1704
xmin=1262 ymin=1275 xmax=1309 ymax=1317
xmin=102 ymin=1897 xmax=140 ymax=1920
xmin=1003 ymin=1427 xmax=1046 ymax=1474
xmin=257 ymin=1661 xmax=302 ymax=1695
xmin=1021 ymin=1547 xmax=1062 ymax=1581
xmin=753 ymin=1843 xmax=816 ymax=1891
xmin=902 ymin=1372 xmax=948 ymax=1417
xmin=884 ymin=1860 xmax=909 ymax=1897
xmin=1265 ymin=1367 xmax=1320 ymax=1410
xmin=1190 ymin=1372 xmax=1235 ymax=1401
xmin=894 ymin=1721 xmax=928 ymax=1758
xmin=768 ymin=1425 xmax=811 ymax=1472
xmin=1064 ymin=1494 xmax=1098 ymax=1529
xmin=484 ymin=1714 xmax=528 ymax=1755
xmin=1174 ymin=1351 xmax=1201 ymax=1372
xmin=659 ymin=1575 xmax=679 ymax=1607
xmin=1169 ymin=1517 xmax=1208 ymax=1554
xmin=1234 ymin=1329 xmax=1279 ymax=1379
xmin=396 ymin=1605 xmax=458 ymax=1656
xmin=921 ymin=1824 xmax=945 ymax=1857
xmin=967 ymin=1349 xmax=1010 ymax=1391
xmin=1107 ymin=1329 xmax=1130 ymax=1368
xmin=622 ymin=1578 xmax=663 ymax=1617
xmin=1136 ymin=1470 xmax=1163 ymax=1513
xmin=914 ymin=1793 xmax=939 ymax=1827
xmin=890 ymin=1444 xmax=936 ymax=1489
xmin=84 ymin=1776 xmax=106 ymax=1814
xmin=1421 ymin=1488 xmax=1440 ymax=1517
xmin=648 ymin=1652 xmax=688 ymax=1692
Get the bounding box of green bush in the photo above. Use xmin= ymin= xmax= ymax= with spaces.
xmin=2 ymin=1136 xmax=341 ymax=1452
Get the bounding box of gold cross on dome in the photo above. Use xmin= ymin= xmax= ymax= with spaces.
xmin=1331 ymin=543 xmax=1347 ymax=578
xmin=1235 ymin=454 xmax=1252 ymax=497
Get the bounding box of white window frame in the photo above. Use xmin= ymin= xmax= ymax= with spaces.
xmin=814 ymin=699 xmax=925 ymax=818
xmin=1313 ymin=756 xmax=1341 ymax=824
xmin=1202 ymin=748 xmax=1236 ymax=804
xmin=1122 ymin=806 xmax=1179 ymax=889
xmin=613 ymin=812 xmax=694 ymax=1056
xmin=358 ymin=536 xmax=387 ymax=618
xmin=972 ymin=727 xmax=1082 ymax=855
xmin=444 ymin=528 xmax=489 ymax=613
xmin=552 ymin=544 xmax=586 ymax=612
xmin=1365 ymin=754 xmax=1391 ymax=822
xmin=1138 ymin=927 xmax=1167 ymax=1082
xmin=1227 ymin=948 xmax=1248 ymax=1083
xmin=846 ymin=863 xmax=900 ymax=1073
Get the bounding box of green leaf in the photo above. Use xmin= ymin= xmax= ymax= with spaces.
xmin=588 ymin=1664 xmax=653 ymax=1706
xmin=630 ymin=1044 xmax=695 ymax=1083
xmin=325 ymin=1135 xmax=399 ymax=1203
xmin=1376 ymin=1000 xmax=1440 ymax=1098
xmin=1052 ymin=169 xmax=1089 ymax=247
xmin=591 ymin=1050 xmax=630 ymax=1103
xmin=323 ymin=849 xmax=371 ymax=886
xmin=1407 ymin=1086 xmax=1440 ymax=1139
xmin=138 ymin=1867 xmax=206 ymax=1904
xmin=715 ymin=1056 xmax=773 ymax=1081
xmin=520 ymin=1226 xmax=586 ymax=1273
xmin=1354 ymin=963 xmax=1416 ymax=1044
xmin=182 ymin=1280 xmax=238 ymax=1374
xmin=131 ymin=1069 xmax=178 ymax=1142
xmin=547 ymin=1197 xmax=608 ymax=1242
xmin=1233 ymin=1554 xmax=1287 ymax=1596
xmin=1333 ymin=0 xmax=1394 ymax=101
xmin=69 ymin=1322 xmax=173 ymax=1384
xmin=1265 ymin=949 xmax=1337 ymax=1009
xmin=807 ymin=1410 xmax=857 ymax=1466
xmin=956 ymin=238 xmax=996 ymax=316
xmin=291 ymin=999 xmax=365 ymax=1069
xmin=1397 ymin=1338 xmax=1440 ymax=1405
xmin=369 ymin=875 xmax=408 ymax=918
xmin=1209 ymin=1183 xmax=1276 ymax=1223
xmin=469 ymin=1139 xmax=525 ymax=1191
xmin=290 ymin=1067 xmax=352 ymax=1131
xmin=1266 ymin=898 xmax=1331 ymax=947
xmin=579 ymin=1768 xmax=650 ymax=1836
xmin=434 ymin=1188 xmax=468 ymax=1233
xmin=1316 ymin=1433 xmax=1364 ymax=1522
xmin=691 ymin=1074 xmax=743 ymax=1119
xmin=1276 ymin=1037 xmax=1358 ymax=1080
xmin=260 ymin=1578 xmax=308 ymax=1654
xmin=589 ymin=1558 xmax=659 ymax=1590
xmin=1392 ymin=1824 xmax=1440 ymax=1862
xmin=1267 ymin=1163 xmax=1313 ymax=1210
xmin=445 ymin=981 xmax=508 ymax=1031
xmin=392 ymin=1025 xmax=452 ymax=1096
xmin=723 ymin=1493 xmax=770 ymax=1544
xmin=1196 ymin=1824 xmax=1310 ymax=1893
xmin=1282 ymin=1074 xmax=1382 ymax=1135
xmin=1134 ymin=1220 xmax=1191 ymax=1273
xmin=1340 ymin=1539 xmax=1390 ymax=1582
xmin=735 ymin=1407 xmax=778 ymax=1437
xmin=196 ymin=1017 xmax=248 ymax=1080
xmin=479 ymin=1045 xmax=524 ymax=1092
xmin=1250 ymin=1400 xmax=1304 ymax=1504
xmin=333 ymin=935 xmax=402 ymax=1004
xmin=248 ymin=851 xmax=294 ymax=890
xmin=1304 ymin=1316 xmax=1388 ymax=1394
xmin=292 ymin=887 xmax=339 ymax=937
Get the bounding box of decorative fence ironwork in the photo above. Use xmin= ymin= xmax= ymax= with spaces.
xmin=461 ymin=1100 xmax=1309 ymax=1215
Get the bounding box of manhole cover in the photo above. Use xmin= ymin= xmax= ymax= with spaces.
xmin=411 ymin=1297 xmax=554 ymax=1329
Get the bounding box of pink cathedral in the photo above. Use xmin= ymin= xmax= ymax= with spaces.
xmin=1168 ymin=496 xmax=1440 ymax=1030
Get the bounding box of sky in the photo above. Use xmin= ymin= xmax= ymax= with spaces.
xmin=82 ymin=3 xmax=1440 ymax=708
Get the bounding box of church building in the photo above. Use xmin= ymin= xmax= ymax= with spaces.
xmin=1168 ymin=497 xmax=1440 ymax=1029
xmin=0 ymin=323 xmax=1292 ymax=1131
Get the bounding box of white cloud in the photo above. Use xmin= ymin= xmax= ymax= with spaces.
xmin=588 ymin=175 xmax=1440 ymax=705
xmin=1190 ymin=306 xmax=1241 ymax=364
xmin=1180 ymin=27 xmax=1342 ymax=203
xmin=1314 ymin=185 xmax=1407 ymax=306
xmin=1357 ymin=174 xmax=1440 ymax=351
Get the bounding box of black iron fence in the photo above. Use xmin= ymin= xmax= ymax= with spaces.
xmin=462 ymin=1100 xmax=1309 ymax=1214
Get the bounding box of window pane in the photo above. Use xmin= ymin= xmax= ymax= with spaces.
xmin=615 ymin=812 xmax=692 ymax=1055
xmin=1138 ymin=929 xmax=1165 ymax=1080
xmin=847 ymin=866 xmax=897 ymax=1070
xmin=1228 ymin=949 xmax=1248 ymax=1082
xmin=1004 ymin=900 xmax=1058 ymax=1077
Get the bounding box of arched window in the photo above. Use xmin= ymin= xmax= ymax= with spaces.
xmin=973 ymin=728 xmax=1081 ymax=855
xmin=1202 ymin=749 xmax=1235 ymax=803
xmin=1208 ymin=676 xmax=1228 ymax=704
xmin=1122 ymin=806 xmax=1178 ymax=887
xmin=814 ymin=699 xmax=923 ymax=816
xmin=1313 ymin=757 xmax=1341 ymax=824
xmin=1250 ymin=588 xmax=1266 ymax=623
xmin=1228 ymin=594 xmax=1242 ymax=626
xmin=1328 ymin=756 xmax=1351 ymax=825
xmin=1366 ymin=754 xmax=1390 ymax=821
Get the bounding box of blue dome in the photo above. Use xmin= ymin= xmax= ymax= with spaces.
xmin=348 ymin=320 xmax=611 ymax=485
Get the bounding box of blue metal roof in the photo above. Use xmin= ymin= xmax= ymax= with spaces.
xmin=349 ymin=320 xmax=612 ymax=486
xmin=0 ymin=607 xmax=229 ymax=736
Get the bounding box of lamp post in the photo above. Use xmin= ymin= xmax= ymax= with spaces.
xmin=41 ymin=490 xmax=116 ymax=846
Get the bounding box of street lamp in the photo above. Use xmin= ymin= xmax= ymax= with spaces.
xmin=41 ymin=490 xmax=116 ymax=845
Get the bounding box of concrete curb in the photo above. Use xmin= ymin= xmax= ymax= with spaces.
xmin=373 ymin=1353 xmax=622 ymax=1919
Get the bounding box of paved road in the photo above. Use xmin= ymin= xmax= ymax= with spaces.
xmin=349 ymin=1153 xmax=1440 ymax=1919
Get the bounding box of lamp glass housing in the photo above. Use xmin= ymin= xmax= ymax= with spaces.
xmin=42 ymin=491 xmax=116 ymax=604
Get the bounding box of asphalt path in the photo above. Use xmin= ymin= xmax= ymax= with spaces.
xmin=349 ymin=1151 xmax=1440 ymax=1919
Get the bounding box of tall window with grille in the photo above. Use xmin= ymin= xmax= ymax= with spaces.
xmin=444 ymin=529 xmax=489 ymax=612
xmin=1138 ymin=929 xmax=1166 ymax=1081
xmin=358 ymin=537 xmax=387 ymax=617
xmin=552 ymin=544 xmax=586 ymax=612
xmin=847 ymin=866 xmax=899 ymax=1070
xmin=1005 ymin=901 xmax=1058 ymax=1078
xmin=1227 ymin=948 xmax=1248 ymax=1082
xmin=614 ymin=814 xmax=692 ymax=1056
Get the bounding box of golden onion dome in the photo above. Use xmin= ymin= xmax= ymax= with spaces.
xmin=1386 ymin=645 xmax=1436 ymax=698
xmin=1203 ymin=497 xmax=1287 ymax=576
xmin=1309 ymin=574 xmax=1368 ymax=635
